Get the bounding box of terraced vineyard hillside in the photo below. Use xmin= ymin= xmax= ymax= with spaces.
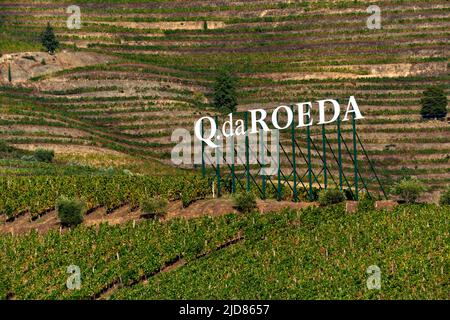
xmin=0 ymin=0 xmax=449 ymax=194
xmin=1 ymin=204 xmax=448 ymax=299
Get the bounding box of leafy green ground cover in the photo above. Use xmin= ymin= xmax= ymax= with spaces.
xmin=0 ymin=174 xmax=210 ymax=218
xmin=0 ymin=204 xmax=447 ymax=299
xmin=0 ymin=213 xmax=242 ymax=299
xmin=112 ymin=204 xmax=449 ymax=300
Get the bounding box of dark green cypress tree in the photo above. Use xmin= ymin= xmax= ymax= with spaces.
xmin=40 ymin=22 xmax=59 ymax=54
xmin=420 ymin=86 xmax=448 ymax=119
xmin=213 ymin=68 xmax=238 ymax=113
xmin=7 ymin=63 xmax=12 ymax=82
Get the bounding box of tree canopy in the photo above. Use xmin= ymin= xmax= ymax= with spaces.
xmin=420 ymin=86 xmax=448 ymax=119
xmin=213 ymin=68 xmax=238 ymax=113
xmin=40 ymin=22 xmax=59 ymax=54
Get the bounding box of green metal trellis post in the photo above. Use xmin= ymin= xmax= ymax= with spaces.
xmin=356 ymin=131 xmax=388 ymax=199
xmin=201 ymin=120 xmax=205 ymax=177
xmin=259 ymin=129 xmax=266 ymax=199
xmin=322 ymin=124 xmax=327 ymax=189
xmin=277 ymin=117 xmax=282 ymax=201
xmin=307 ymin=120 xmax=313 ymax=201
xmin=230 ymin=133 xmax=236 ymax=193
xmin=215 ymin=116 xmax=221 ymax=197
xmin=244 ymin=112 xmax=250 ymax=192
xmin=352 ymin=115 xmax=359 ymax=200
xmin=337 ymin=116 xmax=343 ymax=191
xmin=291 ymin=109 xmax=298 ymax=202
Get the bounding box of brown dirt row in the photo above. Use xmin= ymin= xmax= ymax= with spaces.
xmin=102 ymin=42 xmax=448 ymax=60
xmin=0 ymin=198 xmax=320 ymax=236
xmin=64 ymin=70 xmax=207 ymax=88
xmin=80 ymin=109 xmax=195 ymax=120
xmin=89 ymin=29 xmax=450 ymax=49
xmin=240 ymin=75 xmax=449 ymax=91
xmin=2 ymin=136 xmax=91 ymax=146
xmin=0 ymin=114 xmax=67 ymax=125
xmin=38 ymin=78 xmax=198 ymax=94
xmin=9 ymin=6 xmax=448 ymax=33
xmin=10 ymin=144 xmax=124 ymax=157
xmin=242 ymin=88 xmax=429 ymax=96
xmin=2 ymin=0 xmax=442 ymax=10
xmin=69 ymin=104 xmax=183 ymax=114
xmin=50 ymin=98 xmax=192 ymax=108
xmin=6 ymin=1 xmax=448 ymax=19
xmin=0 ymin=125 xmax=90 ymax=138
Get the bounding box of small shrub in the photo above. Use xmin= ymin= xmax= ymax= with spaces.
xmin=343 ymin=188 xmax=356 ymax=201
xmin=41 ymin=59 xmax=46 ymax=65
xmin=318 ymin=188 xmax=345 ymax=206
xmin=181 ymin=192 xmax=195 ymax=208
xmin=34 ymin=148 xmax=54 ymax=163
xmin=439 ymin=186 xmax=450 ymax=206
xmin=357 ymin=193 xmax=375 ymax=211
xmin=57 ymin=196 xmax=85 ymax=227
xmin=297 ymin=187 xmax=320 ymax=201
xmin=141 ymin=197 xmax=168 ymax=219
xmin=233 ymin=192 xmax=257 ymax=213
xmin=391 ymin=177 xmax=426 ymax=204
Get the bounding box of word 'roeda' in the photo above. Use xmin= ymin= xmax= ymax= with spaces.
xmin=195 ymin=96 xmax=363 ymax=148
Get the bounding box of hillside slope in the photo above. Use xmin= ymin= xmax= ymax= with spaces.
xmin=0 ymin=0 xmax=448 ymax=190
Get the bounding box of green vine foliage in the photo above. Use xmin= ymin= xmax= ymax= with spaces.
xmin=0 ymin=175 xmax=210 ymax=219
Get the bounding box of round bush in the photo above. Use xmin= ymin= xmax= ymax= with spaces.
xmin=391 ymin=177 xmax=426 ymax=204
xmin=57 ymin=196 xmax=85 ymax=227
xmin=357 ymin=193 xmax=375 ymax=211
xmin=318 ymin=188 xmax=346 ymax=206
xmin=140 ymin=197 xmax=168 ymax=219
xmin=34 ymin=148 xmax=54 ymax=163
xmin=233 ymin=192 xmax=257 ymax=214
